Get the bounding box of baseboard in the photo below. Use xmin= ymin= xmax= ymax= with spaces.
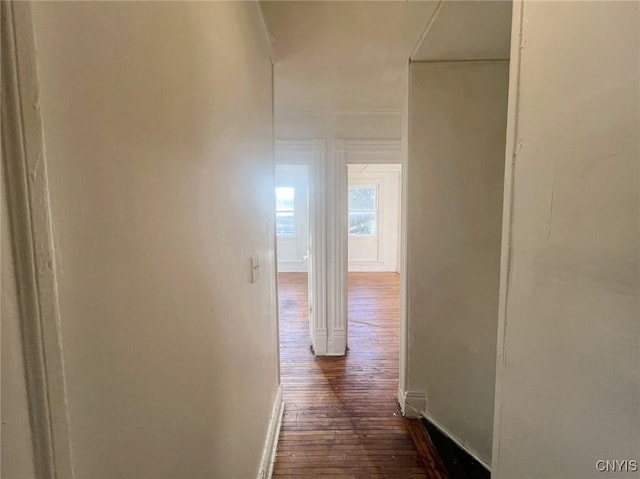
xmin=326 ymin=330 xmax=346 ymax=356
xmin=257 ymin=385 xmax=284 ymax=479
xmin=419 ymin=411 xmax=491 ymax=472
xmin=347 ymin=262 xmax=397 ymax=273
xmin=277 ymin=262 xmax=308 ymax=273
xmin=312 ymin=330 xmax=327 ymax=355
xmin=398 ymin=390 xmax=426 ymax=418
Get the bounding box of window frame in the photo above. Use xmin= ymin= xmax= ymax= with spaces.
xmin=275 ymin=186 xmax=296 ymax=237
xmin=348 ymin=185 xmax=378 ymax=237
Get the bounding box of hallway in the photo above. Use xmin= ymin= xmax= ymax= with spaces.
xmin=3 ymin=2 xmax=637 ymax=478
xmin=274 ymin=272 xmax=431 ymax=478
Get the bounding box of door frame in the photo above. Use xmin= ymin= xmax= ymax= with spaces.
xmin=329 ymin=139 xmax=403 ymax=358
xmin=275 ymin=139 xmax=327 ymax=355
xmin=274 ymin=138 xmax=407 ymax=376
xmin=1 ymin=2 xmax=74 ymax=477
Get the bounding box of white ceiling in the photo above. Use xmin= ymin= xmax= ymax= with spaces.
xmin=411 ymin=1 xmax=512 ymax=61
xmin=260 ymin=1 xmax=439 ymax=112
xmin=261 ymin=1 xmax=512 ymax=113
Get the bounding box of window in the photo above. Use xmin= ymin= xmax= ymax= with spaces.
xmin=276 ymin=187 xmax=295 ymax=236
xmin=349 ymin=186 xmax=377 ymax=236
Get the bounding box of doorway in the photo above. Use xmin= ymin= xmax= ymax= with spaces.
xmin=275 ymin=163 xmax=311 ymax=358
xmin=346 ymin=163 xmax=402 ymax=358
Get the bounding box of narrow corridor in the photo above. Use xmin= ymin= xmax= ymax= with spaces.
xmin=273 ymin=272 xmax=432 ymax=478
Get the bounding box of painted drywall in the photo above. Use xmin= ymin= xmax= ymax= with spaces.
xmin=276 ymin=164 xmax=309 ymax=272
xmin=1 ymin=169 xmax=36 ymax=479
xmin=407 ymin=60 xmax=509 ymax=464
xmin=411 ymin=1 xmax=512 ymax=62
xmin=261 ymin=1 xmax=439 ymax=112
xmin=30 ymin=2 xmax=278 ymax=478
xmin=275 ymin=111 xmax=400 ymax=141
xmin=348 ymin=164 xmax=401 ymax=272
xmin=493 ymin=2 xmax=640 ymax=478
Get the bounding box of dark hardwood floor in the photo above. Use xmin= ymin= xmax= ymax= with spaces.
xmin=273 ymin=272 xmax=445 ymax=478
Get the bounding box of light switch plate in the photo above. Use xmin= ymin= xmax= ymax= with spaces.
xmin=251 ymin=254 xmax=260 ymax=283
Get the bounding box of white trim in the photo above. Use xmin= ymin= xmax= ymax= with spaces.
xmin=398 ymin=61 xmax=410 ymax=410
xmin=345 ymin=139 xmax=402 ymax=155
xmin=492 ymin=0 xmax=524 ymax=473
xmin=276 ymin=261 xmax=308 ymax=273
xmin=347 ymin=183 xmax=379 ymax=239
xmin=270 ymin=61 xmax=281 ymax=389
xmin=348 ymin=164 xmax=401 ymax=174
xmin=313 ymin=330 xmax=328 ymax=356
xmin=325 ymin=330 xmax=347 ymax=357
xmin=1 ymin=2 xmax=74 ymax=477
xmin=327 ymin=140 xmax=348 ymax=356
xmin=398 ymin=390 xmax=426 ymax=419
xmin=347 ymin=262 xmax=395 ymax=273
xmin=420 ymin=411 xmax=491 ymax=472
xmin=311 ymin=140 xmax=328 ymax=355
xmin=257 ymin=386 xmax=284 ymax=479
xmin=343 ymin=139 xmax=402 ymax=165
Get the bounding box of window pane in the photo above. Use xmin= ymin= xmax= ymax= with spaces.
xmin=349 ymin=187 xmax=376 ymax=211
xmin=349 ymin=212 xmax=376 ymax=235
xmin=276 ymin=187 xmax=295 ymax=211
xmin=276 ymin=212 xmax=295 ymax=236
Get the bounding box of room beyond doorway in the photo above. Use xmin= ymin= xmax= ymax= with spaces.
xmin=275 ymin=163 xmax=312 ymax=354
xmin=347 ymin=163 xmax=402 ymax=360
xmin=347 ymin=163 xmax=401 ymax=274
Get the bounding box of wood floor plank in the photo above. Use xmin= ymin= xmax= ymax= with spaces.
xmin=406 ymin=420 xmax=449 ymax=479
xmin=273 ymin=272 xmax=448 ymax=478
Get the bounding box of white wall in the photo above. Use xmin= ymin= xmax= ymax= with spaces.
xmin=407 ymin=60 xmax=509 ymax=465
xmin=30 ymin=2 xmax=278 ymax=478
xmin=276 ymin=164 xmax=309 ymax=273
xmin=1 ymin=172 xmax=36 ymax=479
xmin=493 ymin=2 xmax=640 ymax=478
xmin=276 ymin=111 xmax=400 ymax=141
xmin=348 ymin=164 xmax=401 ymax=272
